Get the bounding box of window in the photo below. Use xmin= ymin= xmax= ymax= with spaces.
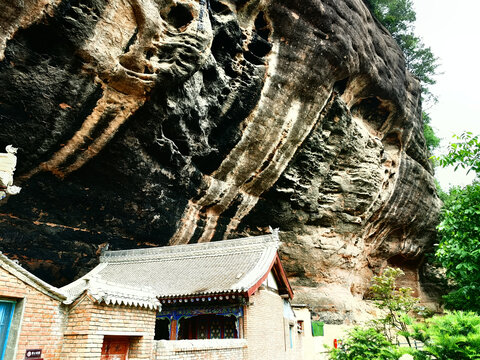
xmin=297 ymin=320 xmax=304 ymax=333
xmin=178 ymin=315 xmax=238 ymax=340
xmin=0 ymin=301 xmax=15 ymax=360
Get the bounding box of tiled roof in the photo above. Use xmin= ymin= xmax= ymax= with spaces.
xmin=62 ymin=277 xmax=160 ymax=310
xmin=63 ymin=232 xmax=282 ymax=300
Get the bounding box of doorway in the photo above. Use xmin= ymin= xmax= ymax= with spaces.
xmin=100 ymin=336 xmax=130 ymax=360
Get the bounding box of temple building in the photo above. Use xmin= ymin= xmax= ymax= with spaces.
xmin=1 ymin=232 xmax=310 ymax=359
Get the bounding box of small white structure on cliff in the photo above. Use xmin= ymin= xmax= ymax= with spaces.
xmin=0 ymin=145 xmax=21 ymax=200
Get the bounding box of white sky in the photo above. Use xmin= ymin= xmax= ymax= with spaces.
xmin=412 ymin=0 xmax=480 ymax=190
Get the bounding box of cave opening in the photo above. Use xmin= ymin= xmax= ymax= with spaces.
xmin=165 ymin=4 xmax=194 ymax=29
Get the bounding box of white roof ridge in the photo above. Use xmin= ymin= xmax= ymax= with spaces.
xmin=100 ymin=233 xmax=279 ymax=263
xmin=61 ymin=262 xmax=107 ymax=292
xmin=101 ymin=246 xmax=267 ymax=265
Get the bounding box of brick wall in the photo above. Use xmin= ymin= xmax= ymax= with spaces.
xmin=0 ymin=267 xmax=65 ymax=360
xmin=61 ymin=293 xmax=157 ymax=359
xmin=0 ymin=261 xmax=300 ymax=360
xmin=154 ymin=339 xmax=247 ymax=360
xmin=244 ymin=287 xmax=301 ymax=360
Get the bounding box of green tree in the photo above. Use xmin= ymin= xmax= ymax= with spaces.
xmin=436 ymin=132 xmax=480 ymax=174
xmin=367 ymin=0 xmax=416 ymax=35
xmin=329 ymin=270 xmax=480 ymax=359
xmin=436 ymin=183 xmax=480 ymax=312
xmin=369 ymin=267 xmax=419 ymax=345
xmin=366 ymin=0 xmax=439 ymax=105
xmin=434 ymin=132 xmax=480 ymax=312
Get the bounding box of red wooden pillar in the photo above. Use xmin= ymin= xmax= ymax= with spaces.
xmin=239 ymin=305 xmax=246 ymax=339
xmin=169 ymin=319 xmax=177 ymax=340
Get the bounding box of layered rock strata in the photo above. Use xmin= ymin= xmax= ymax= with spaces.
xmin=0 ymin=0 xmax=441 ymax=320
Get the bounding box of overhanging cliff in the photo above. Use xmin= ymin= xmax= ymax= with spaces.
xmin=0 ymin=0 xmax=441 ymax=321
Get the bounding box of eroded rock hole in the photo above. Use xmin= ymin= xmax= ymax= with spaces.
xmin=350 ymin=97 xmax=391 ymax=131
xmin=123 ymin=29 xmax=138 ymax=53
xmin=225 ymin=62 xmax=239 ymax=77
xmin=384 ymin=132 xmax=400 ymax=148
xmin=243 ymin=51 xmax=264 ymax=65
xmin=333 ymin=77 xmax=349 ymax=95
xmin=165 ymin=4 xmax=194 ymax=29
xmin=254 ymin=11 xmax=271 ymax=40
xmin=247 ymin=34 xmax=272 ymax=59
xmin=211 ymin=0 xmax=231 ymax=14
xmin=388 ymin=254 xmax=420 ymax=272
xmin=202 ymin=66 xmax=218 ymax=82
xmin=246 ymin=12 xmax=272 ymax=61
xmin=145 ymin=49 xmax=155 ymax=60
xmin=212 ymin=27 xmax=242 ymax=57
xmin=12 ymin=23 xmax=74 ymax=60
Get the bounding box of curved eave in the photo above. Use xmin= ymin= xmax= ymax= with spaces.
xmin=247 ymin=253 xmax=294 ymax=300
xmin=156 ymin=252 xmax=294 ymax=301
xmin=69 ymin=290 xmax=160 ymax=310
xmin=94 ymin=295 xmax=160 ymax=310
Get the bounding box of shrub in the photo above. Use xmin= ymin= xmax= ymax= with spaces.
xmin=412 ymin=311 xmax=480 ymax=360
xmin=328 ymin=327 xmax=397 ymax=360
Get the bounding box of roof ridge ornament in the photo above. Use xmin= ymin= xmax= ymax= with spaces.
xmin=269 ymin=226 xmax=280 ymax=238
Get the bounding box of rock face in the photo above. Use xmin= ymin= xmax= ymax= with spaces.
xmin=0 ymin=0 xmax=441 ymax=321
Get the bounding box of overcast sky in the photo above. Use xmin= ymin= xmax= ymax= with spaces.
xmin=412 ymin=0 xmax=480 ymax=189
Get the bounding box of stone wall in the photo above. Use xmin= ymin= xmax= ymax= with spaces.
xmin=154 ymin=339 xmax=247 ymax=360
xmin=0 ymin=266 xmax=64 ymax=360
xmin=61 ymin=294 xmax=156 ymax=359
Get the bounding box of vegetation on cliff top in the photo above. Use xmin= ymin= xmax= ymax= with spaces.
xmin=365 ymin=0 xmax=440 ymax=152
xmin=366 ymin=0 xmax=438 ymax=102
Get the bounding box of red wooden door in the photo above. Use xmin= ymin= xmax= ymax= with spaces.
xmin=100 ymin=336 xmax=129 ymax=360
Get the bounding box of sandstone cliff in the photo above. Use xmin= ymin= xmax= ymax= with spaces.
xmin=0 ymin=0 xmax=441 ymax=321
